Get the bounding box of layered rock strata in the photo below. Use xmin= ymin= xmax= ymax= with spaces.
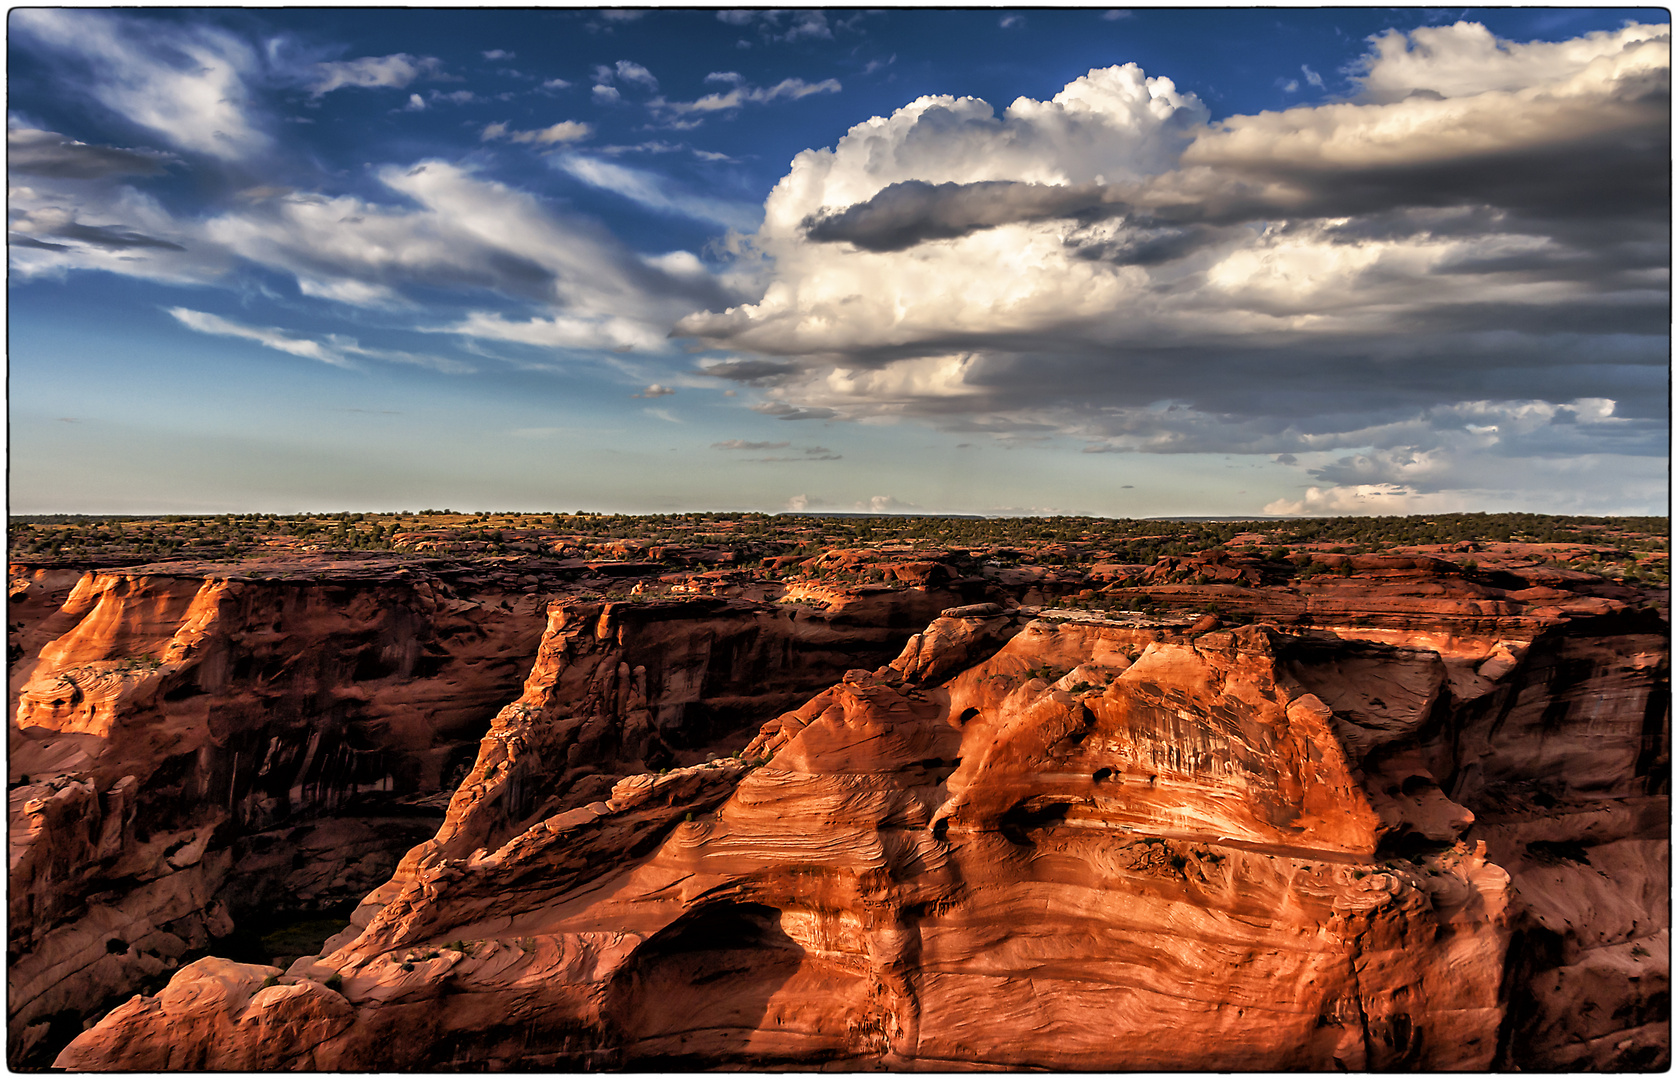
xmin=60 ymin=592 xmax=1663 ymax=1070
xmin=9 ymin=562 xmax=982 ymax=1067
xmin=7 ymin=565 xmax=552 ymax=1065
xmin=328 ymin=588 xmax=994 ymax=949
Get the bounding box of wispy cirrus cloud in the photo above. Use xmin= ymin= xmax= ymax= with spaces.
xmin=482 ymin=119 xmax=593 ymax=145
xmin=167 ymin=307 xmax=474 ymax=373
xmin=713 ymin=438 xmax=840 ymax=461
xmin=550 ymin=154 xmax=760 ymax=229
xmin=651 ymin=76 xmax=842 ymax=119
xmin=7 ymin=127 xmax=177 ymax=179
xmin=713 ymin=439 xmax=789 ymax=450
xmin=307 ymin=53 xmax=446 ymax=97
xmin=10 ymin=9 xmax=269 ymax=160
xmin=13 ymin=153 xmax=735 ymax=352
xmin=715 ymin=10 xmax=835 ymax=43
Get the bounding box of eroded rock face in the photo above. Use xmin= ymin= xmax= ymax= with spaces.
xmin=8 ymin=566 xmax=546 ymax=1065
xmin=38 ymin=546 xmax=1668 ymax=1073
xmin=1451 ymin=618 xmax=1670 ymax=1070
xmin=334 ymin=591 xmax=987 ymax=949
xmin=70 ymin=601 xmax=1668 ymax=1071
xmin=9 ymin=568 xmax=970 ymax=1067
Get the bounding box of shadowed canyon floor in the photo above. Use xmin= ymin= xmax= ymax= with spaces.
xmin=9 ymin=512 xmax=1669 ymax=1069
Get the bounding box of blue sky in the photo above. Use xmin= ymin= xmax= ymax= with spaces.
xmin=8 ymin=8 xmax=1669 ymax=516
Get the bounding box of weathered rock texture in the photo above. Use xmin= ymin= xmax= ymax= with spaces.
xmin=8 ymin=564 xmax=551 ymax=1065
xmin=55 ymin=591 xmax=1666 ymax=1070
xmin=336 ymin=588 xmax=993 ymax=948
xmin=9 ymin=562 xmax=979 ymax=1067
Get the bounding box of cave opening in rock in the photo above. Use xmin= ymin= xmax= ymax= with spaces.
xmin=606 ymin=902 xmax=811 ymax=1067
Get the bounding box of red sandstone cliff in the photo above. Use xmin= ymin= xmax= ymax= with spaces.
xmin=7 ymin=564 xmax=554 ymax=1065
xmin=8 ymin=560 xmax=979 ymax=1067
xmin=53 ymin=582 xmax=1667 ymax=1070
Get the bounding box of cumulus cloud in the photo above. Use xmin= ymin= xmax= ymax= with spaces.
xmin=802 ymin=180 xmax=1113 ymax=252
xmin=1353 ymin=20 xmax=1657 ymax=103
xmin=673 ymin=22 xmax=1670 ymax=512
xmin=633 ymin=384 xmax=676 ymax=398
xmin=1258 ymin=445 xmax=1670 ymax=517
xmin=613 ymin=60 xmax=659 ymax=90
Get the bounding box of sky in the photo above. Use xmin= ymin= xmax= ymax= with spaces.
xmin=7 ymin=7 xmax=1670 ymax=517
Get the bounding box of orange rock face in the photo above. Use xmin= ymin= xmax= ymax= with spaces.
xmin=8 ymin=562 xmax=976 ymax=1067
xmin=22 ymin=548 xmax=1669 ymax=1071
xmin=58 ymin=589 xmax=1665 ymax=1071
xmin=7 ymin=565 xmax=552 ymax=1065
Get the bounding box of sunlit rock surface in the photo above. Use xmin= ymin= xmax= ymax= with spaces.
xmin=8 ymin=558 xmax=982 ymax=1067
xmin=55 ymin=588 xmax=1666 ymax=1070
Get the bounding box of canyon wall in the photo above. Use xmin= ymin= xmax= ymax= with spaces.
xmin=53 ymin=588 xmax=1667 ymax=1069
xmin=8 ymin=559 xmax=980 ymax=1067
xmin=7 ymin=564 xmax=549 ymax=1065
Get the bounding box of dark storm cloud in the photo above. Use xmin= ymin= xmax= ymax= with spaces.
xmin=792 ymin=41 xmax=1666 ymax=278
xmin=699 ymin=358 xmax=803 ymax=383
xmin=800 ymin=88 xmax=1667 ymax=261
xmin=801 ymin=180 xmax=1114 ymax=252
xmin=1165 ymin=107 xmax=1669 ymax=232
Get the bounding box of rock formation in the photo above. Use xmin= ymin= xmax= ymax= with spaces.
xmin=7 ymin=564 xmax=550 ymax=1065
xmin=8 ymin=554 xmax=988 ymax=1067
xmin=51 ymin=577 xmax=1667 ymax=1069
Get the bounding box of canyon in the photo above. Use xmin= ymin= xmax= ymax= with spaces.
xmin=9 ymin=514 xmax=1668 ymax=1070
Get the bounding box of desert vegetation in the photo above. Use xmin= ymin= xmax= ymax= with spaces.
xmin=9 ymin=510 xmax=1668 ymax=587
